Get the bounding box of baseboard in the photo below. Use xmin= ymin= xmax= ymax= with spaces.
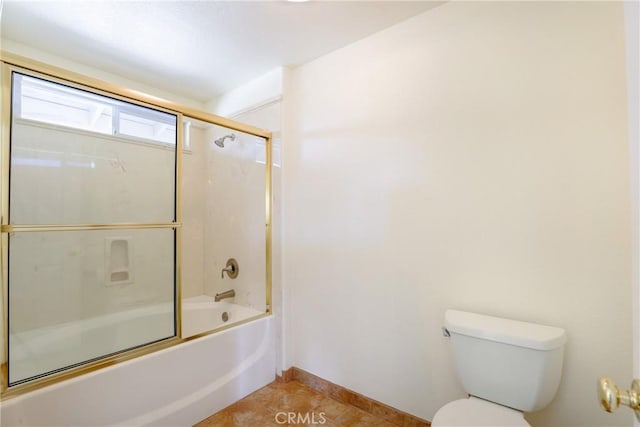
xmin=277 ymin=366 xmax=430 ymax=427
xmin=276 ymin=365 xmax=294 ymax=383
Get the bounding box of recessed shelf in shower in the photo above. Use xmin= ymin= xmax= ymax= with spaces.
xmin=105 ymin=237 xmax=134 ymax=286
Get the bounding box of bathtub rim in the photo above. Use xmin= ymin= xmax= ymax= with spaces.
xmin=181 ymin=297 xmax=265 ymax=339
xmin=0 ymin=311 xmax=271 ymax=401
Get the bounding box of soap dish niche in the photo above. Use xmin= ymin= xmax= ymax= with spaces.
xmin=105 ymin=237 xmax=134 ymax=286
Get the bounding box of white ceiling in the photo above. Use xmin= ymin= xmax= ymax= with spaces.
xmin=1 ymin=1 xmax=442 ymax=103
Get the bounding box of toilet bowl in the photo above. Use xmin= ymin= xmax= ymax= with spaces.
xmin=432 ymin=397 xmax=529 ymax=426
xmin=432 ymin=310 xmax=566 ymax=427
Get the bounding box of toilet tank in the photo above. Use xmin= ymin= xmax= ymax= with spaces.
xmin=445 ymin=310 xmax=566 ymax=412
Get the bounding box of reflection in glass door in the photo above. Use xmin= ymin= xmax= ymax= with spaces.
xmin=5 ymin=70 xmax=179 ymax=386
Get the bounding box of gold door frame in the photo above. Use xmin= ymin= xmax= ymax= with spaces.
xmin=0 ymin=52 xmax=273 ymax=399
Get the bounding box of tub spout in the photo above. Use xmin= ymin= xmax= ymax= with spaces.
xmin=214 ymin=289 xmax=235 ymax=302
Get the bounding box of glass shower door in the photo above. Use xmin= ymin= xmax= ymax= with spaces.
xmin=5 ymin=70 xmax=179 ymax=386
xmin=180 ymin=119 xmax=268 ymax=338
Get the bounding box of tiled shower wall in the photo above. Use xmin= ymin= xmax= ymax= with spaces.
xmin=202 ymin=124 xmax=268 ymax=311
xmin=181 ymin=124 xmax=206 ymax=298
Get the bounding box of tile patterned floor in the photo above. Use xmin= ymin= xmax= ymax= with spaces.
xmin=195 ymin=380 xmax=399 ymax=427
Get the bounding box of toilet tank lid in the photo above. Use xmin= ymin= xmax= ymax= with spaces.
xmin=445 ymin=310 xmax=566 ymax=351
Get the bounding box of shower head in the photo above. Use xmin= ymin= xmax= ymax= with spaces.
xmin=214 ymin=134 xmax=236 ymax=148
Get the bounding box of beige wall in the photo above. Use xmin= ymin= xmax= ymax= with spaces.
xmin=626 ymin=0 xmax=640 ymax=385
xmin=283 ymin=2 xmax=632 ymax=426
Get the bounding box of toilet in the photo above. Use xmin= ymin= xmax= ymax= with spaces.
xmin=433 ymin=310 xmax=566 ymax=426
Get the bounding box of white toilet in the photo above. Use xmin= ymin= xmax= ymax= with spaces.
xmin=432 ymin=310 xmax=566 ymax=426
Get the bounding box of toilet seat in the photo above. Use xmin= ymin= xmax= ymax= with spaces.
xmin=432 ymin=397 xmax=530 ymax=427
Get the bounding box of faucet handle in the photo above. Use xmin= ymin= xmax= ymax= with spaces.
xmin=221 ymin=258 xmax=239 ymax=279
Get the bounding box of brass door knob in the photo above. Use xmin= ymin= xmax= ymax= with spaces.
xmin=598 ymin=376 xmax=640 ymax=421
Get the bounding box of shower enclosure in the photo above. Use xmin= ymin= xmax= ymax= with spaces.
xmin=0 ymin=55 xmax=272 ymax=396
xmin=181 ymin=118 xmax=269 ymax=338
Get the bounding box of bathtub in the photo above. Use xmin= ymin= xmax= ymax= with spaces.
xmin=182 ymin=295 xmax=264 ymax=338
xmin=9 ymin=303 xmax=174 ymax=385
xmin=0 ymin=299 xmax=274 ymax=426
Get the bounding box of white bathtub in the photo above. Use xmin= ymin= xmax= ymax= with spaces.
xmin=181 ymin=295 xmax=264 ymax=338
xmin=9 ymin=303 xmax=174 ymax=385
xmin=1 ymin=301 xmax=275 ymax=426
